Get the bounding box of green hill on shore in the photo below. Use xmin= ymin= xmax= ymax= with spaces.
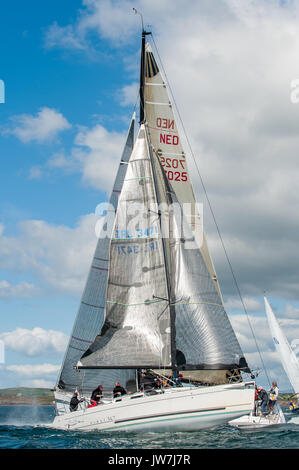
xmin=0 ymin=388 xmax=55 ymax=406
xmin=0 ymin=388 xmax=294 ymax=407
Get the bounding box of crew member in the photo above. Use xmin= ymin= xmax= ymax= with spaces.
xmin=113 ymin=382 xmax=127 ymax=398
xmin=90 ymin=385 xmax=103 ymax=405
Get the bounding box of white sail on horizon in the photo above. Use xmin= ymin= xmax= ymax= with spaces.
xmin=264 ymin=296 xmax=299 ymax=396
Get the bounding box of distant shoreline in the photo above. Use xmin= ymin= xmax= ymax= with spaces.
xmin=0 ymin=387 xmax=294 ymax=407
xmin=0 ymin=387 xmax=54 ymax=407
xmin=0 ymin=403 xmax=55 ymax=407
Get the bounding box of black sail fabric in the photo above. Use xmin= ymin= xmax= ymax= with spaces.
xmin=79 ymin=125 xmax=172 ymax=369
xmin=56 ymin=115 xmax=136 ymax=393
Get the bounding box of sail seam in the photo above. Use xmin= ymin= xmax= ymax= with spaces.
xmin=145 ymin=100 xmax=171 ymax=106
xmin=148 ymin=125 xmax=178 ymax=135
xmin=157 ymin=152 xmax=185 ymax=156
xmin=106 ymin=299 xmax=166 ymax=306
xmin=145 ymin=82 xmax=166 ymax=86
xmin=124 ymin=176 xmax=152 ymax=181
xmin=81 ymin=301 xmax=105 ymax=309
xmin=170 ymin=301 xmax=223 ymax=308
xmin=111 ymin=237 xmax=159 ymax=241
xmin=91 ymin=266 xmax=108 ymax=272
xmin=71 ymin=335 xmax=93 ymax=343
xmin=129 ymin=158 xmax=150 ymax=163
xmin=70 ymin=345 xmax=88 ymax=352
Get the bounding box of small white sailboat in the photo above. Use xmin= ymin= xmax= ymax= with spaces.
xmin=265 ymin=296 xmax=299 ymax=419
xmin=229 ymin=297 xmax=289 ymax=430
xmin=52 ymin=28 xmax=255 ymax=432
xmin=228 ymin=406 xmax=285 ymax=431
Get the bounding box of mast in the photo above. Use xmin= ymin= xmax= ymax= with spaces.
xmin=139 ymin=28 xmax=151 ymax=124
xmin=140 ymin=26 xmax=177 ymax=375
xmin=145 ymin=125 xmax=178 ymax=376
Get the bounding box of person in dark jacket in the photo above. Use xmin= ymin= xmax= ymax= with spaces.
xmin=69 ymin=391 xmax=83 ymax=412
xmin=139 ymin=372 xmax=156 ymax=392
xmin=257 ymin=386 xmax=269 ymax=416
xmin=90 ymin=385 xmax=103 ymax=405
xmin=113 ymin=382 xmax=127 ymax=398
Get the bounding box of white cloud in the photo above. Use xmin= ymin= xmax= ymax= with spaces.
xmin=74 ymin=124 xmax=126 ymax=191
xmin=28 ymin=166 xmax=43 ymax=180
xmin=44 ymin=0 xmax=139 ymax=51
xmin=0 ymin=213 xmax=98 ymax=294
xmin=41 ymin=123 xmax=129 ymax=192
xmin=283 ymin=304 xmax=299 ymax=319
xmin=119 ymin=82 xmax=139 ymax=107
xmin=0 ymin=280 xmax=41 ymax=299
xmin=5 ymin=363 xmax=60 ymax=377
xmin=225 ymin=297 xmax=262 ymax=313
xmin=0 ymin=328 xmax=68 ymax=357
xmin=7 ymin=107 xmax=71 ymax=143
xmin=20 ymin=379 xmax=55 ymax=388
xmin=44 ymin=22 xmax=87 ymax=51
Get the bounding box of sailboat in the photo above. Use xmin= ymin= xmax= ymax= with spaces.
xmin=229 ymin=297 xmax=288 ymax=430
xmin=265 ymin=297 xmax=299 ymax=414
xmin=52 ymin=29 xmax=255 ymax=432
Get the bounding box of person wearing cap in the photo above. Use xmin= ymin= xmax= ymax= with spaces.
xmin=113 ymin=381 xmax=127 ymax=398
xmin=69 ymin=390 xmax=83 ymax=412
xmin=257 ymin=386 xmax=269 ymax=416
xmin=90 ymin=385 xmax=103 ymax=405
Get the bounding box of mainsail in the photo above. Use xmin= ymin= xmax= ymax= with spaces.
xmin=56 ymin=114 xmax=136 ymax=393
xmin=265 ymin=297 xmax=299 ymax=396
xmin=79 ymin=125 xmax=172 ymax=369
xmin=78 ymin=124 xmax=248 ymax=374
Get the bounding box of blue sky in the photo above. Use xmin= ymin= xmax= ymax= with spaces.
xmin=1 ymin=0 xmax=299 ymax=392
xmin=0 ymin=0 xmax=140 ymax=388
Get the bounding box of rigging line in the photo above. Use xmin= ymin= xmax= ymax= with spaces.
xmin=150 ymin=32 xmax=271 ymax=387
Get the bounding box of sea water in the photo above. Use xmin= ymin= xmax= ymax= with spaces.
xmin=0 ymin=406 xmax=298 ymax=449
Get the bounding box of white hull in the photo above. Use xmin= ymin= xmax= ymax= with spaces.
xmin=52 ymin=382 xmax=255 ymax=432
xmin=228 ymin=404 xmax=286 ymax=431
